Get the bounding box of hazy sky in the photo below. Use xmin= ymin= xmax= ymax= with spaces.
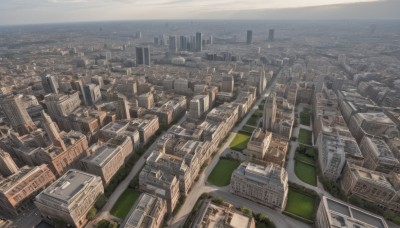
xmin=0 ymin=0 xmax=396 ymax=25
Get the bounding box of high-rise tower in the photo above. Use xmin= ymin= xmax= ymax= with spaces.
xmin=0 ymin=149 xmax=19 ymax=177
xmin=0 ymin=95 xmax=35 ymax=135
xmin=268 ymin=29 xmax=275 ymax=41
xmin=195 ymin=32 xmax=202 ymax=52
xmin=42 ymin=74 xmax=59 ymax=94
xmin=169 ymin=36 xmax=178 ymax=54
xmin=114 ymin=94 xmax=130 ymax=120
xmin=263 ymin=93 xmax=276 ymax=131
xmin=136 ymin=46 xmax=151 ymax=66
xmin=246 ymin=30 xmax=253 ymax=45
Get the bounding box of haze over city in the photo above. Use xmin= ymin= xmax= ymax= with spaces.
xmin=1 ymin=0 xmax=400 ymax=25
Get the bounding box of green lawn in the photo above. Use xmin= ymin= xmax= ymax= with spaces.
xmin=296 ymin=153 xmax=315 ymax=165
xmin=242 ymin=125 xmax=256 ymax=134
xmin=229 ymin=132 xmax=251 ymax=151
xmin=299 ymin=112 xmax=311 ymax=126
xmin=294 ymin=161 xmax=317 ymax=186
xmin=298 ymin=129 xmax=313 ymax=145
xmin=208 ymin=158 xmax=241 ymax=186
xmin=285 ymin=189 xmax=316 ymax=221
xmin=110 ymin=189 xmax=141 ymax=219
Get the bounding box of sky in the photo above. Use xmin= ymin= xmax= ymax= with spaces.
xmin=0 ymin=0 xmax=398 ymax=25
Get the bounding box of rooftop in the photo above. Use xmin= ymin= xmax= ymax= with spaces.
xmin=38 ymin=169 xmax=99 ymax=204
xmin=324 ymin=196 xmax=388 ymax=228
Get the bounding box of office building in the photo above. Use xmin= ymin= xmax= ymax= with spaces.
xmin=247 ymin=70 xmax=267 ymax=96
xmin=268 ymin=29 xmax=275 ymax=41
xmin=263 ymin=94 xmax=276 ymax=131
xmin=0 ymin=149 xmax=19 ymax=177
xmin=35 ymin=169 xmax=104 ymax=228
xmin=179 ymin=35 xmax=187 ymax=51
xmin=0 ymin=95 xmax=35 ymax=136
xmin=41 ymin=74 xmax=59 ymax=94
xmin=316 ymin=196 xmax=388 ymax=228
xmin=136 ymin=46 xmax=151 ymax=66
xmin=317 ymin=133 xmax=346 ymax=180
xmin=169 ymin=35 xmax=178 ymax=54
xmin=83 ymin=84 xmax=102 ymax=105
xmin=115 ymin=95 xmax=131 ymax=120
xmin=195 ymin=32 xmax=202 ymax=52
xmin=348 ymin=112 xmax=399 ymax=143
xmin=0 ymin=165 xmax=56 ymax=217
xmin=192 ymin=200 xmax=255 ymax=228
xmin=44 ymin=91 xmax=81 ymax=120
xmin=189 ymin=94 xmax=210 ymax=120
xmin=341 ymin=162 xmax=400 ymax=213
xmin=221 ymin=75 xmax=234 ymax=93
xmin=81 ymin=136 xmax=133 ymax=185
xmin=130 ymin=114 xmax=160 ymax=145
xmin=139 ymin=166 xmax=180 ymax=213
xmin=138 ymin=92 xmax=154 ymax=109
xmin=121 ymin=193 xmax=166 ymax=228
xmin=247 ymin=128 xmax=272 ymax=161
xmin=246 ymin=30 xmax=253 ymax=44
xmin=231 ymin=162 xmax=288 ymax=210
xmin=91 ymin=76 xmax=104 ymax=88
xmin=359 ymin=136 xmax=399 ymax=174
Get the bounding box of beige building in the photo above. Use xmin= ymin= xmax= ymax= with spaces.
xmin=247 ymin=128 xmax=272 ymax=160
xmin=130 ymin=114 xmax=160 ymax=145
xmin=349 ymin=112 xmax=399 ymax=143
xmin=316 ymin=196 xmax=388 ymax=228
xmin=0 ymin=165 xmax=56 ymax=217
xmin=341 ymin=162 xmax=400 ymax=213
xmin=0 ymin=94 xmax=36 ymax=136
xmin=230 ymin=161 xmax=288 ymax=210
xmin=121 ymin=193 xmax=166 ymax=228
xmin=81 ymin=135 xmax=133 ymax=185
xmin=138 ymin=92 xmax=154 ymax=109
xmin=35 ymin=169 xmax=104 ymax=228
xmin=0 ymin=149 xmax=19 ymax=177
xmin=221 ymin=75 xmax=234 ymax=93
xmin=192 ymin=200 xmax=255 ymax=228
xmin=139 ymin=166 xmax=180 ymax=214
xmin=189 ymin=94 xmax=210 ymax=120
xmin=359 ymin=136 xmax=399 ymax=174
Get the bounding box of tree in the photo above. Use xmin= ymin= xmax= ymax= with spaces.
xmin=96 ymin=220 xmax=118 ymax=228
xmin=87 ymin=207 xmax=97 ymax=221
xmin=239 ymin=206 xmax=252 ymax=216
xmin=211 ymin=197 xmax=224 ymax=206
xmin=95 ymin=194 xmax=108 ymax=210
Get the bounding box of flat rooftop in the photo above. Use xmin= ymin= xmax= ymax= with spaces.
xmin=41 ymin=169 xmax=96 ymax=203
xmin=325 ymin=197 xmax=387 ymax=228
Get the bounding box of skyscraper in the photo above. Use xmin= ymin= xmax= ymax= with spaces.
xmin=41 ymin=111 xmax=61 ymax=143
xmin=0 ymin=95 xmax=35 ymax=135
xmin=247 ymin=30 xmax=253 ymax=45
xmin=190 ymin=35 xmax=196 ymax=52
xmin=42 ymin=74 xmax=59 ymax=94
xmin=0 ymin=149 xmax=19 ymax=177
xmin=179 ymin=35 xmax=188 ymax=51
xmin=114 ymin=94 xmax=130 ymax=120
xmin=135 ymin=46 xmax=150 ymax=66
xmin=195 ymin=32 xmax=202 ymax=52
xmin=263 ymin=93 xmax=276 ymax=131
xmin=169 ymin=35 xmax=178 ymax=54
xmin=268 ymin=29 xmax=275 ymax=41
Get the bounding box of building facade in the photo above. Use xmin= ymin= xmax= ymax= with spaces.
xmin=230 ymin=162 xmax=288 ymax=210
xmin=35 ymin=169 xmax=104 ymax=228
